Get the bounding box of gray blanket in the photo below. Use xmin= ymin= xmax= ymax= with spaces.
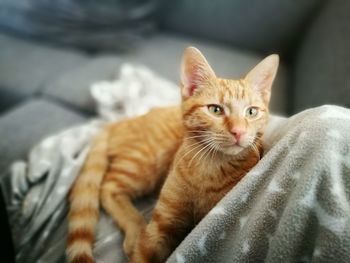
xmin=1 ymin=65 xmax=350 ymax=262
xmin=169 ymin=105 xmax=350 ymax=263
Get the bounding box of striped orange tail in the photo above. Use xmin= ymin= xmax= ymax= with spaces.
xmin=66 ymin=126 xmax=110 ymax=263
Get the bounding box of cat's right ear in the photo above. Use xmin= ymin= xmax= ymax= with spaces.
xmin=180 ymin=47 xmax=216 ymax=99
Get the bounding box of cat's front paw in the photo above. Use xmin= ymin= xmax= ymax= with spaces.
xmin=123 ymin=237 xmax=136 ymax=258
xmin=123 ymin=223 xmax=146 ymax=258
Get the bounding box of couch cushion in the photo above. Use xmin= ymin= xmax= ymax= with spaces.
xmin=293 ymin=0 xmax=350 ymax=113
xmin=0 ymin=99 xmax=86 ymax=174
xmin=42 ymin=56 xmax=125 ymax=115
xmin=157 ymin=0 xmax=322 ymax=54
xmin=0 ymin=34 xmax=88 ymax=111
xmin=43 ymin=33 xmax=289 ymax=114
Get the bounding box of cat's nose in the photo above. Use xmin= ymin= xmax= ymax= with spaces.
xmin=230 ymin=128 xmax=245 ymax=141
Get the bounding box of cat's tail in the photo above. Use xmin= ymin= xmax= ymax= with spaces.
xmin=66 ymin=125 xmax=110 ymax=263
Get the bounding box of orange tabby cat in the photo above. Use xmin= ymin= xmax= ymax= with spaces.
xmin=66 ymin=47 xmax=279 ymax=263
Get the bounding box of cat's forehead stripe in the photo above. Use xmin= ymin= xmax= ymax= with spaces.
xmin=215 ymin=78 xmax=258 ymax=110
xmin=222 ymin=91 xmax=231 ymax=105
xmin=237 ymin=85 xmax=244 ymax=100
xmin=237 ymin=79 xmax=247 ymax=99
xmin=219 ymin=79 xmax=248 ymax=103
xmin=218 ymin=83 xmax=232 ymax=105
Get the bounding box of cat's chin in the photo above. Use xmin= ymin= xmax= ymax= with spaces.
xmin=220 ymin=145 xmax=245 ymax=156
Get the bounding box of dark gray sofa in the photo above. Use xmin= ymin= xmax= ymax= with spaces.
xmin=0 ymin=0 xmax=349 ymax=261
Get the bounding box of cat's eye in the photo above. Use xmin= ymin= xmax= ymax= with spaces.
xmin=246 ymin=107 xmax=259 ymax=118
xmin=208 ymin=104 xmax=224 ymax=116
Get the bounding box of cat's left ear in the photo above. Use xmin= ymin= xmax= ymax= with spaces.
xmin=245 ymin=54 xmax=279 ymax=104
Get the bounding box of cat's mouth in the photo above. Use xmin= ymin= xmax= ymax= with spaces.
xmin=220 ymin=136 xmax=245 ymax=148
xmin=227 ymin=140 xmax=242 ymax=146
xmin=222 ymin=142 xmax=244 ymax=149
xmin=216 ymin=139 xmax=245 ymax=154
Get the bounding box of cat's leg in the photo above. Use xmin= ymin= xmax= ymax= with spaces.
xmin=101 ymin=170 xmax=155 ymax=257
xmin=131 ymin=178 xmax=192 ymax=263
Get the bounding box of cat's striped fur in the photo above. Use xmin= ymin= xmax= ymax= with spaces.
xmin=66 ymin=47 xmax=279 ymax=263
xmin=67 ymin=107 xmax=183 ymax=262
xmin=67 ymin=127 xmax=109 ymax=262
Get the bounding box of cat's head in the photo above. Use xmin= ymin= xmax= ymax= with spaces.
xmin=180 ymin=47 xmax=279 ymax=156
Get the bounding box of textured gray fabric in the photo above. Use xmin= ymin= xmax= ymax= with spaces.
xmin=157 ymin=0 xmax=321 ymax=54
xmin=0 ymin=33 xmax=88 ymax=101
xmin=168 ymin=105 xmax=350 ymax=263
xmin=2 ymin=67 xmax=350 ymax=262
xmin=0 ymin=0 xmax=157 ymax=51
xmin=293 ymin=0 xmax=350 ymax=113
xmin=0 ymin=99 xmax=86 ymax=174
xmin=4 ymin=104 xmax=350 ymax=262
xmin=42 ymin=56 xmax=125 ymax=114
xmin=1 ymin=121 xmax=104 ymax=263
xmin=43 ymin=33 xmax=289 ymax=114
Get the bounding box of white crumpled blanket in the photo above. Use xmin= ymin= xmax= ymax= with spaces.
xmin=1 ymin=64 xmax=350 ymax=263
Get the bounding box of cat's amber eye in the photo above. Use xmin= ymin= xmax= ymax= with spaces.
xmin=208 ymin=104 xmax=224 ymax=116
xmin=246 ymin=107 xmax=259 ymax=118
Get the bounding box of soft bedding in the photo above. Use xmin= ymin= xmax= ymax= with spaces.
xmin=1 ymin=64 xmax=350 ymax=263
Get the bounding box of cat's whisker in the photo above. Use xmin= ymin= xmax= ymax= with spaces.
xmin=188 ymin=130 xmax=212 ymax=134
xmin=211 ymin=145 xmax=219 ymax=165
xmin=206 ymin=146 xmax=216 ymax=165
xmin=188 ymin=139 xmax=216 ymax=167
xmin=200 ymin=141 xmax=218 ymax=165
xmin=181 ymin=141 xmax=203 ymax=152
xmin=173 ymin=141 xmax=205 ymax=168
xmin=197 ymin=141 xmax=214 ymax=163
xmin=182 ymin=136 xmax=214 ymax=149
xmin=183 ymin=137 xmax=227 ymax=166
xmin=193 ymin=143 xmax=213 ymax=167
xmin=182 ymin=137 xmax=205 ymax=145
xmin=209 ymin=142 xmax=220 ymax=161
xmin=188 ymin=132 xmax=205 ymax=136
xmin=174 ymin=137 xmax=215 ymax=168
xmin=250 ymin=141 xmax=261 ymax=159
xmin=185 ymin=135 xmax=208 ymax=140
xmin=189 ymin=130 xmax=229 ymax=138
xmin=187 ymin=132 xmax=232 ymax=148
xmin=211 ymin=135 xmax=230 ymax=139
xmin=212 ymin=138 xmax=230 ymax=143
xmin=214 ymin=134 xmax=230 ymax=137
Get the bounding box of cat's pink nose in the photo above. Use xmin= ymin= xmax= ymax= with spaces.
xmin=230 ymin=128 xmax=245 ymax=141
